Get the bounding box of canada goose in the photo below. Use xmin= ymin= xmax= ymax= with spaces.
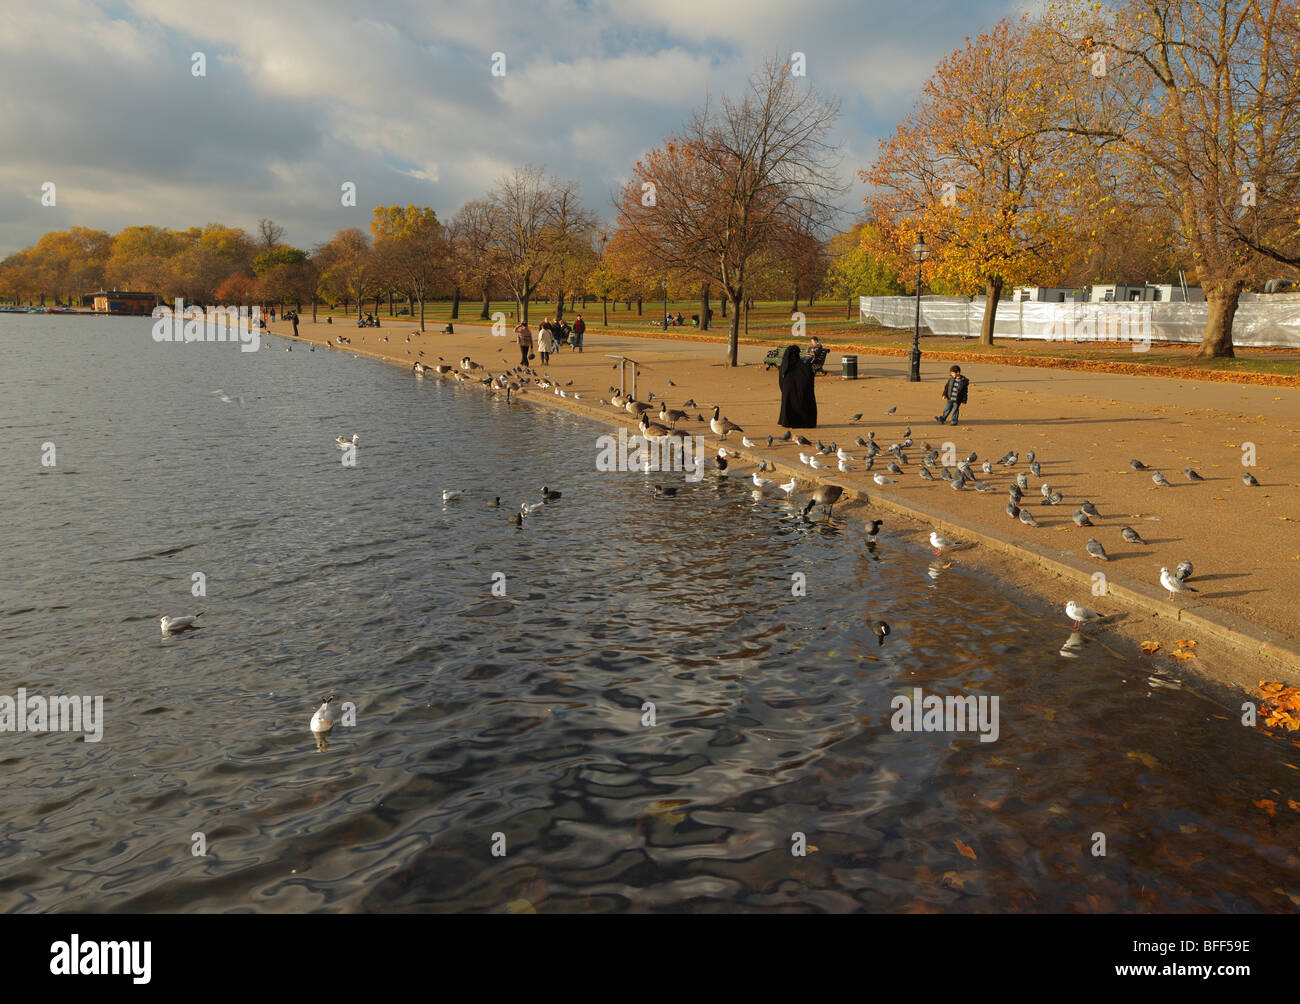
xmin=638 ymin=414 xmax=672 ymax=440
xmin=434 ymin=364 xmax=452 ymax=374
xmin=658 ymin=403 xmax=688 ymax=429
xmin=1065 ymin=601 xmax=1103 ymax=630
xmin=653 ymin=484 xmax=678 ymax=497
xmin=866 ymin=519 xmax=883 ymax=537
xmin=871 ymin=620 xmax=890 ymax=645
xmin=160 ymin=613 xmax=203 ymax=635
xmin=807 ymin=484 xmax=844 ymax=516
xmin=511 ymin=512 xmax=524 ymax=526
xmin=413 ymin=362 xmax=425 ymax=374
xmin=627 ymin=400 xmax=652 ymax=418
xmin=310 ymin=695 xmax=336 ymax=734
xmin=540 ymin=486 xmax=562 ymax=501
xmin=486 ymin=497 xmax=501 ymax=507
xmin=710 ymin=406 xmax=743 ymax=440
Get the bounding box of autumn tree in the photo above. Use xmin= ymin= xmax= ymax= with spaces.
xmin=371 ymin=205 xmax=449 ymax=331
xmin=450 ymin=199 xmax=503 ymax=320
xmin=864 ymin=17 xmax=1089 ymax=345
xmin=823 ymin=222 xmax=906 ymax=318
xmin=1047 ymin=0 xmax=1300 ymax=357
xmin=317 ymin=228 xmax=374 ymax=317
xmin=489 ymin=166 xmax=594 ymax=323
xmin=615 ymin=57 xmax=843 ymax=365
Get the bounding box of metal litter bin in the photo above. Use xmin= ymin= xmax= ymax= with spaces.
xmin=840 ymin=354 xmax=858 ymax=379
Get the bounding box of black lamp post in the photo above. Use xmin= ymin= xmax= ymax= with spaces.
xmin=909 ymin=234 xmax=931 ymax=382
xmin=662 ymin=280 xmax=668 ymax=328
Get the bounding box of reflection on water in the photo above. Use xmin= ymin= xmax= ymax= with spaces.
xmin=1 ymin=317 xmax=1298 ymax=913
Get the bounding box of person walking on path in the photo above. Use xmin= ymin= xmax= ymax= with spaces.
xmin=537 ymin=319 xmax=556 ymax=365
xmin=572 ymin=315 xmax=585 ymax=352
xmin=515 ymin=322 xmax=533 ymax=366
xmin=936 ymin=365 xmax=970 ymax=426
xmin=290 ymin=310 xmax=299 ymax=337
xmin=777 ymin=344 xmax=818 ymax=428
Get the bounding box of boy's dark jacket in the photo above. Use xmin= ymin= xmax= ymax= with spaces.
xmin=943 ymin=374 xmax=970 ymax=403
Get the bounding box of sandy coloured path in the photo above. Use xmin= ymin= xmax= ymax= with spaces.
xmin=274 ymin=315 xmax=1300 ymax=681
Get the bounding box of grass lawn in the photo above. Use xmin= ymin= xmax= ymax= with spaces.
xmin=303 ymin=298 xmax=1300 ymax=379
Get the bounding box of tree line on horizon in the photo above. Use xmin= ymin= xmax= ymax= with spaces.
xmin=3 ymin=0 xmax=1296 ymax=359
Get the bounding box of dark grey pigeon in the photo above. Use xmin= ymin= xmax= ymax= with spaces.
xmin=1242 ymin=472 xmax=1259 ymax=486
xmin=1007 ymin=502 xmax=1021 ymax=519
xmin=1041 ymin=490 xmax=1064 ymax=506
xmin=1016 ymin=473 xmax=1029 ymax=490
xmin=887 ymin=461 xmax=903 ymax=475
xmin=1085 ymin=538 xmax=1109 ymax=561
xmin=939 ymin=467 xmax=952 ymax=481
xmin=1079 ymin=500 xmax=1102 ymax=518
xmin=1152 ymin=470 xmax=1171 ymax=487
xmin=919 ymin=466 xmax=935 ymax=481
xmin=1019 ymin=509 xmax=1039 ymax=527
xmin=1030 ymin=461 xmax=1041 ymax=478
xmin=1130 ymin=459 xmax=1148 ymax=470
xmin=1073 ymin=510 xmax=1093 ymax=527
xmin=1175 ymin=560 xmax=1194 ymax=583
xmin=1026 ymin=450 xmax=1036 ymax=463
xmin=1184 ymin=467 xmax=1203 ymax=481
xmin=1120 ymin=525 xmax=1146 ymax=544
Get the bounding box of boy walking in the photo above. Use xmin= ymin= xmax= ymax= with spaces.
xmin=935 ymin=365 xmax=969 ymax=426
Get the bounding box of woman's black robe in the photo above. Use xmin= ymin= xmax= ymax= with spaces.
xmin=778 ymin=345 xmax=817 ymax=428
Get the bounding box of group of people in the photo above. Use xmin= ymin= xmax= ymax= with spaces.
xmin=777 ymin=338 xmax=971 ymax=430
xmin=513 ymin=315 xmax=585 ymax=365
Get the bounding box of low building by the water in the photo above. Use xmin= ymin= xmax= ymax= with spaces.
xmin=91 ymin=290 xmax=158 ymax=315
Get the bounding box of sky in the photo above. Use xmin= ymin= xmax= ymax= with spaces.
xmin=0 ymin=0 xmax=1022 ymax=257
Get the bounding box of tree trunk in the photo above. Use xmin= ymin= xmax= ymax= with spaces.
xmin=602 ymin=296 xmax=608 ymax=326
xmin=311 ymin=297 xmax=318 ymax=323
xmin=520 ymin=296 xmax=529 ymax=324
xmin=1199 ymin=286 xmax=1241 ymax=357
xmin=846 ymin=297 xmax=852 ymax=320
xmin=480 ymin=289 xmax=490 ymax=320
xmin=792 ymin=287 xmax=799 ymax=313
xmin=419 ymin=297 xmax=426 ymax=331
xmin=978 ymin=277 xmax=1003 ymax=346
xmin=808 ymin=291 xmax=815 ymax=308
xmin=636 ymin=297 xmax=642 ymax=316
xmin=388 ymin=292 xmax=394 ymax=316
xmin=726 ymin=291 xmax=742 ymax=366
xmin=721 ymin=297 xmax=727 ymax=318
xmin=451 ymin=286 xmax=460 ymax=320
xmin=556 ymin=293 xmax=564 ymax=321
xmin=701 ymin=284 xmax=710 ymax=331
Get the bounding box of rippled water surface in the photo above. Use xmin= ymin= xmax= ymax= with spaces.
xmin=2 ymin=316 xmax=1298 ymax=913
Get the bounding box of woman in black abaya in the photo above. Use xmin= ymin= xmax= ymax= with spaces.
xmin=777 ymin=344 xmax=817 ymax=428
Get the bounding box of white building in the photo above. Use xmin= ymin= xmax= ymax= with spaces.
xmin=1013 ymin=286 xmax=1086 ymax=303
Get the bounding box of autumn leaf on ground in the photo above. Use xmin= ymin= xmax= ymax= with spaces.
xmin=1255 ymin=798 xmax=1277 ymax=817
xmin=1141 ymin=640 xmax=1160 ymax=654
xmin=1171 ymin=649 xmax=1197 ymax=662
xmin=1175 ymin=639 xmax=1197 ymax=649
xmin=954 ymin=839 xmax=977 ymax=860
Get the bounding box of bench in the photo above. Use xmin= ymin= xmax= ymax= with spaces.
xmin=763 ymin=345 xmax=829 ymax=375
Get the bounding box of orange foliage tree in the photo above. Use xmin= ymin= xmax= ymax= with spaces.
xmin=862 ymin=17 xmax=1089 ymax=345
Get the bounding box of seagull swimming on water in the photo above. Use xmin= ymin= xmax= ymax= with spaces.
xmin=311 ymin=695 xmax=336 ymax=734
xmin=160 ymin=613 xmax=203 ymax=635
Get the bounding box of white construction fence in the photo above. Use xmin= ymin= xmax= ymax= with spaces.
xmin=859 ymin=296 xmax=1300 ymax=349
